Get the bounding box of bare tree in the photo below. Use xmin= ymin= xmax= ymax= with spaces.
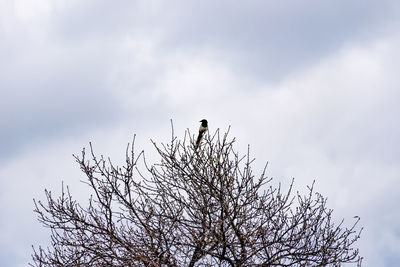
xmin=31 ymin=126 xmax=362 ymax=266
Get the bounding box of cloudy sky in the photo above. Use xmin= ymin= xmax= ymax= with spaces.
xmin=1 ymin=0 xmax=400 ymax=266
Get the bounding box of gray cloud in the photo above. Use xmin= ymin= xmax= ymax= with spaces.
xmin=33 ymin=0 xmax=400 ymax=82
xmin=2 ymin=0 xmax=399 ymax=161
xmin=0 ymin=53 xmax=122 ymax=160
xmin=157 ymin=0 xmax=400 ymax=81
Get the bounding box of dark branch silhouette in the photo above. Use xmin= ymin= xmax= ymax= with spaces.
xmin=31 ymin=126 xmax=363 ymax=266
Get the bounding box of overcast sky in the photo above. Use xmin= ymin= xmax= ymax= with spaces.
xmin=1 ymin=1 xmax=400 ymax=266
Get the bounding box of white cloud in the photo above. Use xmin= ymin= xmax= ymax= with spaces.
xmin=13 ymin=0 xmax=52 ymax=21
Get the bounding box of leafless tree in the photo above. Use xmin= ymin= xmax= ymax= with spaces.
xmin=31 ymin=126 xmax=362 ymax=266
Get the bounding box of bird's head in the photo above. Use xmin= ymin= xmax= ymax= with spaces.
xmin=200 ymin=119 xmax=208 ymax=127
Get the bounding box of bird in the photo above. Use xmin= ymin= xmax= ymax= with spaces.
xmin=195 ymin=119 xmax=208 ymax=149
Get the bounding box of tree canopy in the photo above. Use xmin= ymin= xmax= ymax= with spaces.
xmin=32 ymin=127 xmax=362 ymax=266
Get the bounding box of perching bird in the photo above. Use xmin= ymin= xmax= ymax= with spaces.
xmin=196 ymin=119 xmax=208 ymax=148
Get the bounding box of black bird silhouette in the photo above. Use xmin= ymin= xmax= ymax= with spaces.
xmin=196 ymin=119 xmax=208 ymax=148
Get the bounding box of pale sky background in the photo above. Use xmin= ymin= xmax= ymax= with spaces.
xmin=1 ymin=1 xmax=400 ymax=266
